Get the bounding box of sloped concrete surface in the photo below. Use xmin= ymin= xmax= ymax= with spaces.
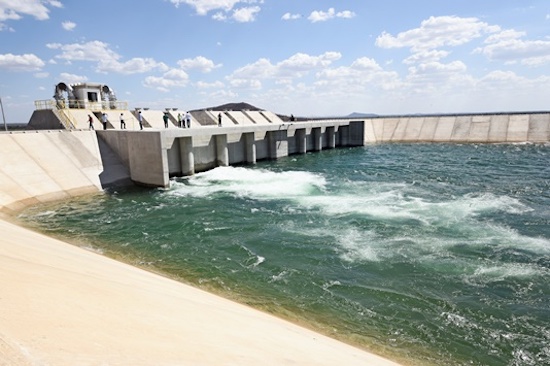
xmin=0 ymin=131 xmax=129 ymax=213
xmin=363 ymin=113 xmax=550 ymax=143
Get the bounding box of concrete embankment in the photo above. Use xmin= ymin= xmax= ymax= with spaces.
xmin=363 ymin=112 xmax=550 ymax=143
xmin=0 ymin=130 xmax=129 ymax=214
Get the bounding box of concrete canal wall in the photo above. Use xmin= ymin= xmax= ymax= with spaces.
xmin=363 ymin=112 xmax=550 ymax=143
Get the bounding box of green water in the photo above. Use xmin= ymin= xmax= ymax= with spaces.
xmin=19 ymin=143 xmax=550 ymax=366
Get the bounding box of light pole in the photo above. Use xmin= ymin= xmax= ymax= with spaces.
xmin=0 ymin=97 xmax=7 ymax=132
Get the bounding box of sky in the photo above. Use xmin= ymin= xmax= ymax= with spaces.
xmin=1 ymin=0 xmax=550 ymax=123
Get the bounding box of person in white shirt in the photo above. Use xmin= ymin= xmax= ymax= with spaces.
xmin=102 ymin=113 xmax=108 ymax=130
xmin=119 ymin=113 xmax=126 ymax=129
xmin=185 ymin=112 xmax=191 ymax=128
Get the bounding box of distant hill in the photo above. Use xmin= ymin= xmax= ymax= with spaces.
xmin=4 ymin=123 xmax=28 ymax=131
xmin=347 ymin=112 xmax=378 ymax=118
xmin=193 ymin=102 xmax=263 ymax=112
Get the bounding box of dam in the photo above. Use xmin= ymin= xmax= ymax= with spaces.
xmin=0 ymin=81 xmax=549 ymax=213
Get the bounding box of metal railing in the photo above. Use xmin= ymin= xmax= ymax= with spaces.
xmin=34 ymin=99 xmax=128 ymax=111
xmin=34 ymin=99 xmax=129 ymax=130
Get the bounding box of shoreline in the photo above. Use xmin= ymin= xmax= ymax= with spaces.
xmin=0 ymin=216 xmax=405 ymax=365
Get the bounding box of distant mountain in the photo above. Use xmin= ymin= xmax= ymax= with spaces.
xmin=347 ymin=112 xmax=378 ymax=118
xmin=194 ymin=102 xmax=263 ymax=111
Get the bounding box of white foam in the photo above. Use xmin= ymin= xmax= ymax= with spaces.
xmin=464 ymin=263 xmax=548 ymax=286
xmin=335 ymin=228 xmax=381 ymax=262
xmin=251 ymin=255 xmax=265 ymax=267
xmin=269 ymin=270 xmax=290 ymax=283
xmin=295 ymin=188 xmax=531 ymax=228
xmin=169 ymin=166 xmax=546 ymax=267
xmin=170 ymin=166 xmax=326 ymax=200
xmin=440 ymin=312 xmax=478 ymax=329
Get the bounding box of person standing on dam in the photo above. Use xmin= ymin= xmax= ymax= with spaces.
xmin=88 ymin=115 xmax=94 ymax=130
xmin=138 ymin=111 xmax=143 ymax=130
xmin=218 ymin=113 xmax=222 ymax=127
xmin=163 ymin=113 xmax=169 ymax=128
xmin=178 ymin=113 xmax=183 ymax=128
xmin=101 ymin=113 xmax=107 ymax=130
xmin=185 ymin=111 xmax=191 ymax=128
xmin=120 ymin=113 xmax=126 ymax=129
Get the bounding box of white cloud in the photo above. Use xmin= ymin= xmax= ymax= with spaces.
xmin=351 ymin=57 xmax=383 ymax=71
xmin=169 ymin=0 xmax=263 ymax=16
xmin=0 ymin=0 xmax=60 ymax=21
xmin=0 ymin=0 xmax=62 ymax=30
xmin=308 ymin=8 xmax=356 ymax=23
xmin=229 ymin=57 xmax=272 ymax=80
xmin=211 ymin=5 xmax=260 ymax=22
xmin=47 ymin=41 xmax=120 ymax=62
xmin=315 ymin=57 xmax=400 ymax=91
xmin=406 ymin=60 xmax=470 ymax=89
xmin=143 ymin=68 xmax=190 ymax=91
xmin=177 ymin=56 xmax=222 ymax=72
xmin=46 ymin=40 xmax=169 ymax=74
xmin=474 ymin=29 xmax=550 ymax=66
xmin=282 ymin=12 xmax=301 ymax=21
xmin=403 ymin=50 xmax=451 ymax=65
xmin=227 ymin=52 xmax=342 ymax=86
xmin=0 ymin=53 xmax=44 ymax=71
xmin=61 ymin=20 xmax=76 ymax=31
xmin=196 ymin=80 xmax=225 ymax=89
xmin=232 ymin=6 xmax=260 ymax=22
xmin=228 ymin=78 xmax=261 ymax=89
xmin=212 ymin=11 xmax=226 ymax=21
xmin=59 ymin=72 xmax=88 ymax=84
xmin=278 ymin=52 xmax=341 ymax=77
xmin=473 ymin=71 xmax=550 ymax=102
xmin=34 ymin=71 xmax=49 ymax=78
xmin=337 ymin=10 xmax=355 ymax=19
xmin=376 ymin=16 xmax=500 ymax=52
xmin=309 ymin=8 xmax=334 ymax=22
xmin=97 ymin=58 xmax=168 ymax=74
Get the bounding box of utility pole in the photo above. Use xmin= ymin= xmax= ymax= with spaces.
xmin=0 ymin=97 xmax=7 ymax=131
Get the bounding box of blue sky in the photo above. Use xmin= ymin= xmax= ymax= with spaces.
xmin=1 ymin=0 xmax=550 ymax=123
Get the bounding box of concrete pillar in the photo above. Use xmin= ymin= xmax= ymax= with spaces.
xmin=127 ymin=131 xmax=169 ymax=187
xmin=179 ymin=136 xmax=195 ymax=176
xmin=334 ymin=126 xmax=342 ymax=146
xmin=296 ymin=128 xmax=307 ymax=154
xmin=244 ymin=132 xmax=256 ymax=163
xmin=216 ymin=134 xmax=229 ymax=166
xmin=327 ymin=126 xmax=336 ymax=149
xmin=313 ymin=127 xmax=322 ymax=151
xmin=268 ymin=130 xmax=289 ymax=159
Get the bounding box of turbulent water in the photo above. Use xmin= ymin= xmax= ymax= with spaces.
xmin=19 ymin=143 xmax=550 ymax=366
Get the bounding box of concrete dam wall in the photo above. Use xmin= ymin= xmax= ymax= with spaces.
xmin=97 ymin=120 xmax=365 ymax=188
xmin=363 ymin=112 xmax=550 ymax=143
xmin=1 ymin=111 xmax=548 ymax=213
